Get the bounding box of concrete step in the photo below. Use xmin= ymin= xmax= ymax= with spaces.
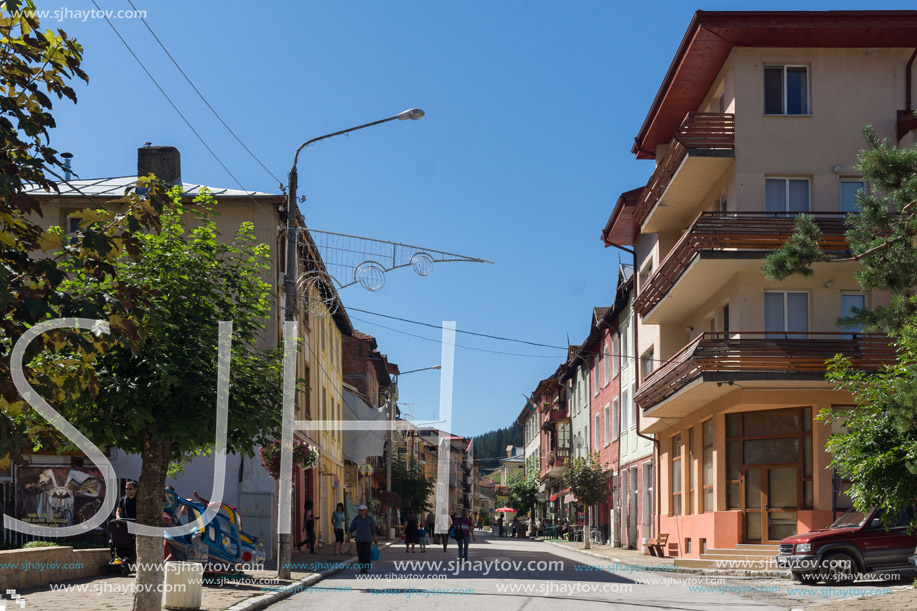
xmin=675 ymin=557 xmax=780 ymax=570
xmin=703 ymin=547 xmax=778 ymax=557
xmin=735 ymin=543 xmax=780 ymax=551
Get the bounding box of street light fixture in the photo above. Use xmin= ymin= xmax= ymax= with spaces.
xmin=278 ymin=109 xmax=424 ymax=580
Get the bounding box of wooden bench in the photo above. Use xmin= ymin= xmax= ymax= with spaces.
xmin=646 ymin=533 xmax=669 ymax=557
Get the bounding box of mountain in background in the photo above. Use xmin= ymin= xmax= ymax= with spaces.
xmin=473 ymin=424 xmax=523 ymax=473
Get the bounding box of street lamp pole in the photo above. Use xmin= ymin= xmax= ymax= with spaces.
xmin=278 ymin=108 xmax=424 ymax=580
xmin=385 ymin=365 xmax=441 ymax=539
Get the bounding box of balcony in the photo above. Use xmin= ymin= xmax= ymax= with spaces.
xmin=540 ymin=446 xmax=571 ymax=480
xmin=636 ymin=332 xmax=895 ymax=420
xmin=540 ymin=407 xmax=568 ymax=430
xmin=635 ymin=212 xmax=851 ymax=321
xmin=634 ymin=113 xmax=735 ymax=231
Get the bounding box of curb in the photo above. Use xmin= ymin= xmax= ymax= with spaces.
xmin=226 ymin=541 xmax=394 ymax=611
xmin=540 ymin=539 xmax=789 ymax=579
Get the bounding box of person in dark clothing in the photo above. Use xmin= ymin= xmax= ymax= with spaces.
xmin=116 ymin=480 xmax=137 ymax=520
xmin=403 ymin=510 xmax=419 ymax=553
xmin=349 ymin=504 xmax=377 ymax=574
xmin=296 ymin=500 xmax=319 ymax=553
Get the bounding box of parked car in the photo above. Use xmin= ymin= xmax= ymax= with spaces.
xmin=776 ymin=506 xmax=917 ymax=585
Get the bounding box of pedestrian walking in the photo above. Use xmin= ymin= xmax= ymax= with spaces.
xmin=435 ymin=508 xmax=451 ymax=552
xmin=348 ymin=504 xmax=377 ymax=574
xmin=496 ymin=514 xmax=504 ymax=537
xmin=332 ymin=502 xmax=346 ymax=555
xmin=296 ymin=500 xmax=319 ymax=553
xmin=417 ymin=521 xmax=427 ymax=553
xmin=425 ymin=510 xmax=435 ymax=543
xmin=403 ymin=509 xmax=420 ymax=553
xmin=453 ymin=508 xmax=475 ymax=561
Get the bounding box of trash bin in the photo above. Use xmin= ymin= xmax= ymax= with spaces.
xmin=162 ymin=561 xmax=204 ymax=610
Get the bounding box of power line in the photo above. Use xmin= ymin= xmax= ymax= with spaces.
xmin=125 ymin=0 xmax=284 ymax=189
xmin=348 ymin=308 xmax=671 ymax=363
xmin=349 ymin=315 xmax=560 ymax=359
xmin=90 ymin=0 xmax=271 ymax=215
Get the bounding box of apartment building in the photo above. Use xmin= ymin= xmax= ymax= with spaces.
xmin=602 ymin=10 xmax=915 ymax=557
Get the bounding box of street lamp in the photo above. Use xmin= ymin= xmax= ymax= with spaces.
xmin=278 ymin=109 xmax=424 ymax=579
xmin=385 ymin=364 xmax=440 ymax=539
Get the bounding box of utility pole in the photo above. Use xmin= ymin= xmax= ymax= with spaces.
xmin=385 ymin=390 xmax=394 ymax=539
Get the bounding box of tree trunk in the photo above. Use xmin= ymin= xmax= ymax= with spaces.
xmin=584 ymin=505 xmax=591 ymax=549
xmin=132 ymin=432 xmax=171 ymax=611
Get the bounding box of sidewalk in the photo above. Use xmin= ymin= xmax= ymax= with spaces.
xmin=14 ymin=540 xmax=392 ymax=611
xmin=538 ymin=537 xmax=678 ymax=572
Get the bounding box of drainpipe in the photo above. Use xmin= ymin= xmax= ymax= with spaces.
xmin=906 ymin=48 xmax=916 ymax=113
xmin=631 ymin=251 xmax=661 ymax=540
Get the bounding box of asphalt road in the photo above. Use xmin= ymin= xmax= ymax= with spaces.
xmin=269 ymin=534 xmax=786 ymax=610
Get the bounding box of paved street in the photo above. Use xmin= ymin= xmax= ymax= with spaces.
xmin=269 ymin=536 xmax=785 ymax=611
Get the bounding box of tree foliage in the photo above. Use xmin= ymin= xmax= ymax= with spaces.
xmin=505 ymin=472 xmax=540 ymax=519
xmin=53 ymin=190 xmax=285 ymax=611
xmin=562 ymin=453 xmax=612 ymax=548
xmin=472 ymin=424 xmax=523 ymax=464
xmin=0 ymin=0 xmax=164 ymax=470
xmin=763 ymin=126 xmax=917 ymax=529
xmin=391 ymin=456 xmax=434 ymax=515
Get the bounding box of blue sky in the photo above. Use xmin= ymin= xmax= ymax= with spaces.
xmin=43 ymin=0 xmax=916 ymax=448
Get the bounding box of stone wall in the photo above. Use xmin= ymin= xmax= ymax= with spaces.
xmin=0 ymin=546 xmax=109 ymax=590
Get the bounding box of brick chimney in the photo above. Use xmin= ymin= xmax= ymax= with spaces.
xmin=137 ymin=145 xmax=181 ymax=186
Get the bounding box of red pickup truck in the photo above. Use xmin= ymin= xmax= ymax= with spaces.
xmin=776 ymin=506 xmax=917 ymax=585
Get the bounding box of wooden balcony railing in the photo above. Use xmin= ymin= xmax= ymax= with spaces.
xmin=635 ymin=332 xmax=896 ymax=411
xmin=633 ymin=212 xmax=850 ymax=317
xmin=634 ymin=113 xmax=735 ymax=226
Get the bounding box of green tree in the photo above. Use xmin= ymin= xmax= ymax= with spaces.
xmin=505 ymin=472 xmax=540 ymax=535
xmin=56 ymin=189 xmax=285 ymax=611
xmin=0 ymin=0 xmax=163 ymax=469
xmin=763 ymin=126 xmax=917 ymax=529
xmin=391 ymin=456 xmax=434 ymax=515
xmin=562 ymin=453 xmax=612 ymax=549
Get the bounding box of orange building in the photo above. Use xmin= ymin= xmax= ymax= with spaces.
xmin=603 ymin=10 xmax=916 ymax=559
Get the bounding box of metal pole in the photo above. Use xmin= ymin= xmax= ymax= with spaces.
xmin=386 ymin=390 xmax=394 ymax=539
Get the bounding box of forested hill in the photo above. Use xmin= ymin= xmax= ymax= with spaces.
xmin=473 ymin=425 xmax=523 ymax=469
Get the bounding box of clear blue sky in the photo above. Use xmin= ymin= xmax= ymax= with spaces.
xmin=46 ymin=0 xmax=916 ymax=446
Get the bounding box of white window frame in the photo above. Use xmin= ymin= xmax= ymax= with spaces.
xmin=594 ymin=414 xmax=601 ymax=451
xmin=766 ymin=176 xmax=811 ymax=215
xmin=593 ymin=356 xmax=600 ymax=396
xmin=621 ymin=388 xmax=631 ymax=432
xmin=611 ymin=333 xmax=620 ymax=379
xmin=764 ymin=64 xmax=810 ymax=116
xmin=764 ymin=291 xmax=810 ymax=339
xmin=612 ymin=397 xmax=620 ymax=440
xmin=603 ymin=403 xmax=610 ymax=447
xmin=603 ymin=341 xmax=610 ymax=387
xmin=840 ymin=292 xmax=867 ymax=334
xmin=840 ymin=178 xmax=866 ymax=214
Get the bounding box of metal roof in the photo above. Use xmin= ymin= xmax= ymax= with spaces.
xmin=25 ymin=176 xmax=279 ymax=198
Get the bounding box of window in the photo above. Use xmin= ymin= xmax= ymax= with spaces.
xmin=641 ymin=349 xmax=655 ymax=381
xmin=621 ymin=388 xmax=631 ymax=432
xmin=612 ymin=398 xmax=620 ymax=440
xmin=639 ymin=261 xmax=653 ymax=290
xmin=764 ymin=65 xmax=809 ymax=115
xmin=593 ymin=357 xmax=600 ymax=395
xmin=594 ymin=414 xmax=601 ymax=451
xmin=620 ymin=319 xmax=631 ymax=371
xmin=841 ymin=293 xmax=866 ymax=334
xmin=766 ymin=178 xmax=810 ymax=215
xmin=840 ymin=179 xmax=865 ymax=213
xmin=764 ymin=292 xmax=809 ymax=339
xmin=611 ymin=334 xmax=620 ymax=379
xmin=702 ymin=420 xmax=714 ymax=512
xmin=717 ymin=92 xmax=726 ymax=113
xmin=603 ymin=341 xmax=610 ymax=387
xmin=672 ymin=435 xmax=683 ymax=515
xmin=603 ymin=404 xmax=610 ymax=446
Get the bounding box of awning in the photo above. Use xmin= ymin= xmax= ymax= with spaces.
xmin=342 ymin=389 xmax=388 ymax=462
xmin=549 ymin=492 xmax=558 ymax=502
xmin=550 ymin=487 xmax=571 ymax=503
